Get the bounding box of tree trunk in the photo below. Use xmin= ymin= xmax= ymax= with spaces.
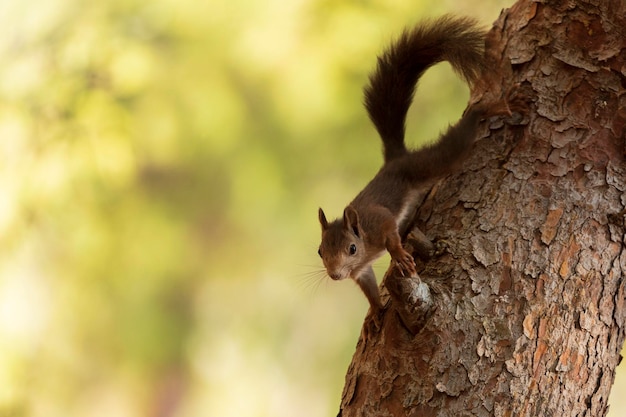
xmin=338 ymin=0 xmax=626 ymax=416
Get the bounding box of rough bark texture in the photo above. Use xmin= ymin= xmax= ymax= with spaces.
xmin=339 ymin=0 xmax=626 ymax=416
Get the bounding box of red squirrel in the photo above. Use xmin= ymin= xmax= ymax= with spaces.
xmin=317 ymin=16 xmax=489 ymax=313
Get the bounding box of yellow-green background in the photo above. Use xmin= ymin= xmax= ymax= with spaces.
xmin=1 ymin=0 xmax=624 ymax=415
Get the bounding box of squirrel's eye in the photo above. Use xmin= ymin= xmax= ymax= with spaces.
xmin=349 ymin=244 xmax=357 ymax=255
xmin=317 ymin=248 xmax=322 ymax=257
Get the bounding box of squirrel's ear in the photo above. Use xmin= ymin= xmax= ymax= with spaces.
xmin=318 ymin=208 xmax=329 ymax=230
xmin=343 ymin=206 xmax=361 ymax=237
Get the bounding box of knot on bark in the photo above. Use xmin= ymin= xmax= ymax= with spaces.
xmin=386 ymin=272 xmax=435 ymax=335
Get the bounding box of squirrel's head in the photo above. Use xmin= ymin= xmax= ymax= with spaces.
xmin=317 ymin=206 xmax=366 ymax=280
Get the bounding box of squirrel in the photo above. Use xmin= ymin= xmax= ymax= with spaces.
xmin=317 ymin=15 xmax=490 ymax=314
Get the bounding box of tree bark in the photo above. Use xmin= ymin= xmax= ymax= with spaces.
xmin=339 ymin=0 xmax=626 ymax=416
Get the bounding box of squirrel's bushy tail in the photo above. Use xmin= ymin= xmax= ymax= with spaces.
xmin=364 ymin=15 xmax=486 ymax=162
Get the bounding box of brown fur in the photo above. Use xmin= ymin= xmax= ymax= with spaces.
xmin=318 ymin=16 xmax=488 ymax=312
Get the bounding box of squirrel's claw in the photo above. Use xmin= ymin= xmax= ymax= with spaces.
xmin=393 ymin=249 xmax=416 ymax=277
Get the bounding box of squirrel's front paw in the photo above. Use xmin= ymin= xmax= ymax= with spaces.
xmin=393 ymin=250 xmax=416 ymax=277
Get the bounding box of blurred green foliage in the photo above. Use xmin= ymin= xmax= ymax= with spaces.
xmin=0 ymin=0 xmax=624 ymax=416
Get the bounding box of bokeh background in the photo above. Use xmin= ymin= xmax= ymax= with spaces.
xmin=1 ymin=0 xmax=624 ymax=416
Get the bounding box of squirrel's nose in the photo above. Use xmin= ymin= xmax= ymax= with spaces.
xmin=329 ymin=272 xmax=342 ymax=280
